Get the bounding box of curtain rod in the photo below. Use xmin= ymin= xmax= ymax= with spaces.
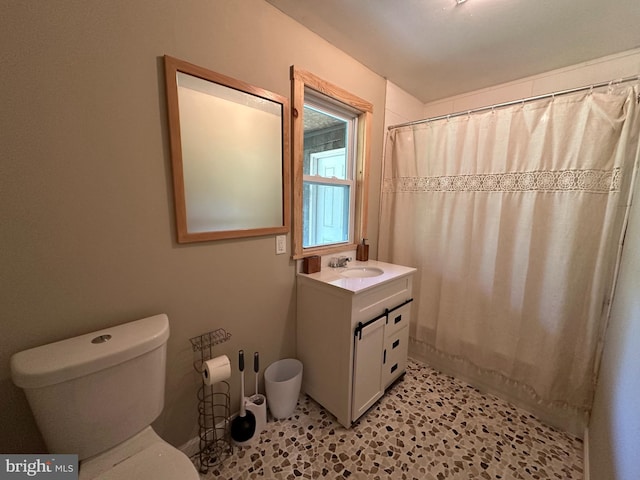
xmin=388 ymin=74 xmax=640 ymax=130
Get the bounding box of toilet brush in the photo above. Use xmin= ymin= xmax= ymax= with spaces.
xmin=230 ymin=350 xmax=256 ymax=443
xmin=246 ymin=351 xmax=267 ymax=436
xmin=254 ymin=352 xmax=260 ymax=395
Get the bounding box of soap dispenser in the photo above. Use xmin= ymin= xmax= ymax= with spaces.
xmin=356 ymin=239 xmax=369 ymax=261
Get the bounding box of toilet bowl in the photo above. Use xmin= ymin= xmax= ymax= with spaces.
xmin=10 ymin=314 xmax=200 ymax=480
xmin=79 ymin=427 xmax=199 ymax=480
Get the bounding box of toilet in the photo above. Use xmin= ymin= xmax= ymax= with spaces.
xmin=10 ymin=314 xmax=200 ymax=480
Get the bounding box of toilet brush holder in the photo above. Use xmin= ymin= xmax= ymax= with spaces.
xmin=233 ymin=395 xmax=267 ymax=446
xmin=246 ymin=394 xmax=267 ymax=434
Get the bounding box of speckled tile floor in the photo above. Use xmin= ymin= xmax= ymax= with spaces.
xmin=196 ymin=359 xmax=583 ymax=479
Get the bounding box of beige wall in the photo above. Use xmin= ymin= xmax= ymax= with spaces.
xmin=384 ymin=81 xmax=425 ymax=130
xmin=422 ymin=48 xmax=640 ymax=117
xmin=0 ymin=0 xmax=386 ymax=452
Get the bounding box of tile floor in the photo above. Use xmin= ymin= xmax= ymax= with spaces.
xmin=196 ymin=359 xmax=584 ymax=479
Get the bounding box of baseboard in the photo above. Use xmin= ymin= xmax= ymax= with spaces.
xmin=583 ymin=426 xmax=590 ymax=480
xmin=179 ymin=414 xmax=240 ymax=458
xmin=179 ymin=435 xmax=201 ymax=458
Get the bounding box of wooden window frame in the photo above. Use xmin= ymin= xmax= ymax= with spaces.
xmin=290 ymin=66 xmax=372 ymax=260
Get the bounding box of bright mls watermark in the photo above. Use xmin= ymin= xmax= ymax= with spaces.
xmin=0 ymin=455 xmax=77 ymax=480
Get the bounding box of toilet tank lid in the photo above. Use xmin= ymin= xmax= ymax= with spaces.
xmin=10 ymin=314 xmax=170 ymax=389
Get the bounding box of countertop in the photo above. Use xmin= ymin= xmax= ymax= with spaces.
xmin=297 ymin=259 xmax=416 ymax=294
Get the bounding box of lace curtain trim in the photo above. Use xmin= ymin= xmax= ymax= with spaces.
xmin=409 ymin=337 xmax=591 ymax=415
xmin=383 ymin=167 xmax=621 ymax=194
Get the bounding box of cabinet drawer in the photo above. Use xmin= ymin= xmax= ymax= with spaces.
xmin=385 ymin=301 xmax=412 ymax=338
xmin=353 ymin=277 xmax=412 ymax=325
xmin=382 ymin=326 xmax=409 ymax=388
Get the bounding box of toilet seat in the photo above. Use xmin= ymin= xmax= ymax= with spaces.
xmin=79 ymin=427 xmax=200 ymax=480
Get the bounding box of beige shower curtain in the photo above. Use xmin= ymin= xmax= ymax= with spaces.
xmin=379 ymin=85 xmax=640 ymax=435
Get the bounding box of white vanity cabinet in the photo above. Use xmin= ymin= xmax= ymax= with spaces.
xmin=296 ymin=260 xmax=415 ymax=427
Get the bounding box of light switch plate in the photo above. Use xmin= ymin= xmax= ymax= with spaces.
xmin=276 ymin=235 xmax=286 ymax=255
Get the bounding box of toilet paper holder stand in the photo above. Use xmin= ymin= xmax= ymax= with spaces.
xmin=190 ymin=328 xmax=233 ymax=474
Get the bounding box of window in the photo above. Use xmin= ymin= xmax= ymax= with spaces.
xmin=291 ymin=67 xmax=372 ymax=259
xmin=303 ymin=96 xmax=357 ymax=248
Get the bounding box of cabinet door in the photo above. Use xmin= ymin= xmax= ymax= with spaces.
xmin=351 ymin=317 xmax=385 ymax=422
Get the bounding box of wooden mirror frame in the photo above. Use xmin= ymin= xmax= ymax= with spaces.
xmin=164 ymin=55 xmax=290 ymax=243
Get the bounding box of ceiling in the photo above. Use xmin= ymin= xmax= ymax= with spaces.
xmin=266 ymin=0 xmax=640 ymax=104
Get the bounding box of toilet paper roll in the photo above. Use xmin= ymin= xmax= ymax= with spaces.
xmin=202 ymin=355 xmax=231 ymax=385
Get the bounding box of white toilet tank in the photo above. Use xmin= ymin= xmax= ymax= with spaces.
xmin=11 ymin=314 xmax=170 ymax=460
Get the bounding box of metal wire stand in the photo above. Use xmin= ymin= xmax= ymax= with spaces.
xmin=189 ymin=328 xmax=233 ymax=474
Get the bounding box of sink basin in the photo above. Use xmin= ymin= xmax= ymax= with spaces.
xmin=340 ymin=267 xmax=384 ymax=278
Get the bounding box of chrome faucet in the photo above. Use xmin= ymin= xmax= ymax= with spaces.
xmin=329 ymin=256 xmax=352 ymax=268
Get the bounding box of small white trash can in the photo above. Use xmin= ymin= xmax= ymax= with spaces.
xmin=264 ymin=358 xmax=303 ymax=419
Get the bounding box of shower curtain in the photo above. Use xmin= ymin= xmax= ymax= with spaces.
xmin=379 ymin=85 xmax=640 ymax=435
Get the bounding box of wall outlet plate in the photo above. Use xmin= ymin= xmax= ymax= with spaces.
xmin=276 ymin=235 xmax=286 ymax=254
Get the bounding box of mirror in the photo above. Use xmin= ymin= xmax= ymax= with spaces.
xmin=164 ymin=55 xmax=290 ymax=242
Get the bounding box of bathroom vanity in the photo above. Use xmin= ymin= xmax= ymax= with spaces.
xmin=296 ymin=259 xmax=416 ymax=427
